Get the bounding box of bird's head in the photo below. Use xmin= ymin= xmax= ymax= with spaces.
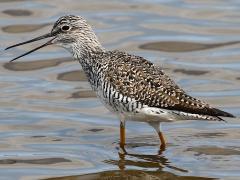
xmin=6 ymin=15 xmax=103 ymax=62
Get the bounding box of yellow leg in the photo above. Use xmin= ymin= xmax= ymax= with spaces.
xmin=158 ymin=131 xmax=166 ymax=150
xmin=149 ymin=122 xmax=166 ymax=151
xmin=120 ymin=120 xmax=125 ymax=149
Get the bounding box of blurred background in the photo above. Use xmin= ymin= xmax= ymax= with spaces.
xmin=0 ymin=0 xmax=240 ymax=179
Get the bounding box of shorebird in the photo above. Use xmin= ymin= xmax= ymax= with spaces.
xmin=5 ymin=15 xmax=235 ymax=151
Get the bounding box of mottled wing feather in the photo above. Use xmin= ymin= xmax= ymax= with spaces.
xmin=104 ymin=51 xmax=233 ymax=118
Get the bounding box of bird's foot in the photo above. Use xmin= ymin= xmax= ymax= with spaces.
xmin=158 ymin=144 xmax=166 ymax=154
xmin=118 ymin=144 xmax=127 ymax=155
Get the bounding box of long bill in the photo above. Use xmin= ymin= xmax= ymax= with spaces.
xmin=5 ymin=33 xmax=55 ymax=62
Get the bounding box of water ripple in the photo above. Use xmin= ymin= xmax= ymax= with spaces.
xmin=0 ymin=0 xmax=239 ymax=180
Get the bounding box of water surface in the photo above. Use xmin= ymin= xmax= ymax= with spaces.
xmin=0 ymin=0 xmax=240 ymax=179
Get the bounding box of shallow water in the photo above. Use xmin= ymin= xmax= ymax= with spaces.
xmin=0 ymin=0 xmax=240 ymax=179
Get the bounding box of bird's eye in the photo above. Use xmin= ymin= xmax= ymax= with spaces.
xmin=61 ymin=25 xmax=71 ymax=31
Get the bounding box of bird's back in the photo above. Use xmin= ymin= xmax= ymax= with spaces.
xmin=87 ymin=50 xmax=234 ymax=121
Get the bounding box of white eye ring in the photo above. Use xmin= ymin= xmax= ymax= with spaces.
xmin=61 ymin=25 xmax=71 ymax=31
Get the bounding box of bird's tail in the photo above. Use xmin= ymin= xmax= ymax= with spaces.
xmin=170 ymin=108 xmax=235 ymax=122
xmin=211 ymin=108 xmax=235 ymax=118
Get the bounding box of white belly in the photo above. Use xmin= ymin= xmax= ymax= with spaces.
xmin=95 ymin=84 xmax=212 ymax=123
xmin=96 ymin=88 xmax=176 ymax=123
xmin=122 ymin=107 xmax=175 ymax=123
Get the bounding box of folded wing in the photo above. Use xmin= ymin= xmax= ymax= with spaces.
xmin=105 ymin=51 xmax=234 ymax=119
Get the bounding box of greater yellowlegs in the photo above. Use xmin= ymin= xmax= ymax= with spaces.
xmin=5 ymin=15 xmax=235 ymax=151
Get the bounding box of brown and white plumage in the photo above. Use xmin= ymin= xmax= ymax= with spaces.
xmin=5 ymin=15 xmax=235 ymax=150
xmin=100 ymin=50 xmax=234 ymax=121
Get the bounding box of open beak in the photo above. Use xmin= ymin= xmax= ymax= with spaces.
xmin=5 ymin=33 xmax=55 ymax=62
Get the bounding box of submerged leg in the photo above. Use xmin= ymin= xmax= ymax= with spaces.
xmin=158 ymin=131 xmax=166 ymax=150
xmin=149 ymin=122 xmax=166 ymax=151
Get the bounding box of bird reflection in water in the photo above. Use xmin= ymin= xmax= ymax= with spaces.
xmin=105 ymin=144 xmax=187 ymax=173
xmin=97 ymin=147 xmax=216 ymax=180
xmin=45 ymin=147 xmax=216 ymax=180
